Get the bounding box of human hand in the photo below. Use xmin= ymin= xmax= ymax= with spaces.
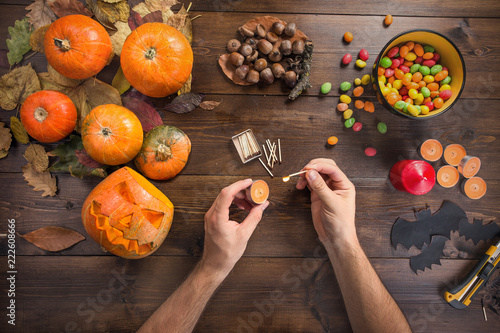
xmin=201 ymin=179 xmax=269 ymax=275
xmin=296 ymin=158 xmax=357 ymax=251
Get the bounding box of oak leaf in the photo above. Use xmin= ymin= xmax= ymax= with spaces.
xmin=6 ymin=18 xmax=34 ymax=66
xmin=200 ymin=100 xmax=222 ymax=111
xmin=0 ymin=64 xmax=41 ymax=110
xmin=10 ymin=116 xmax=30 ymax=144
xmin=0 ymin=122 xmax=12 ymax=159
xmin=29 ymin=24 xmax=50 ymax=53
xmin=109 ymin=21 xmax=131 ymax=56
xmin=145 ymin=0 xmax=178 ymax=12
xmin=19 ymin=226 xmax=85 ymax=252
xmin=22 ymin=163 xmax=57 ymax=196
xmin=49 ymin=0 xmax=93 ymax=17
xmin=163 ymin=92 xmax=204 ymax=114
xmin=24 ymin=143 xmax=49 ymax=172
xmin=122 ymin=96 xmax=163 ymax=131
xmin=25 ymin=0 xmax=57 ymax=29
xmin=38 ymin=65 xmax=122 ymax=132
xmin=111 ymin=66 xmax=131 ymax=94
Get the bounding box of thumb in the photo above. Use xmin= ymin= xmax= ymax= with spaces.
xmin=306 ymin=170 xmax=334 ymax=202
xmin=240 ymin=201 xmax=269 ymax=237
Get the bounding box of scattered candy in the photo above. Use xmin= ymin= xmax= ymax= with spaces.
xmin=337 ymin=103 xmax=348 ymax=111
xmin=343 ymin=109 xmax=353 ymax=119
xmin=354 ymin=100 xmax=365 ymax=109
xmin=361 ymin=74 xmax=371 ymax=85
xmin=344 ymin=118 xmax=355 ymax=128
xmin=379 ymin=57 xmax=392 ymax=68
xmin=365 ymin=147 xmax=377 ymax=156
xmin=364 ymin=101 xmax=375 ymax=113
xmin=340 ymin=81 xmax=352 ymax=92
xmin=359 ymin=49 xmax=369 ymax=61
xmin=353 ymin=122 xmax=362 ymax=132
xmin=354 ymin=78 xmax=362 ymax=85
xmin=384 ymin=15 xmax=393 ymax=26
xmin=344 ymin=32 xmax=353 ymax=43
xmin=342 ymin=53 xmax=352 ymax=65
xmin=353 ymin=86 xmax=364 ymax=97
xmin=340 ymin=94 xmax=352 ymax=104
xmin=327 ymin=136 xmax=338 ymax=145
xmin=377 ymin=122 xmax=387 ymax=134
xmin=321 ymin=82 xmax=332 ymax=94
xmin=355 ymin=59 xmax=367 ymax=68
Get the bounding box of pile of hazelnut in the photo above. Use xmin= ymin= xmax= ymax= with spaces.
xmin=224 ymin=20 xmax=306 ymax=88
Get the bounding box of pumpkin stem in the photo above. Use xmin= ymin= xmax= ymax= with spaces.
xmin=101 ymin=127 xmax=112 ymax=137
xmin=54 ymin=38 xmax=71 ymax=51
xmin=145 ymin=47 xmax=157 ymax=60
xmin=157 ymin=144 xmax=172 ymax=161
xmin=34 ymin=107 xmax=48 ymax=123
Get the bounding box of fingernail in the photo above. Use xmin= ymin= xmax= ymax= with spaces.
xmin=262 ymin=201 xmax=270 ymax=211
xmin=307 ymin=170 xmax=317 ymax=181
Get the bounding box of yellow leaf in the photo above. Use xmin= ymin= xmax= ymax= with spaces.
xmin=177 ymin=73 xmax=191 ymax=95
xmin=0 ymin=64 xmax=41 ymax=110
xmin=10 ymin=116 xmax=29 ymax=144
xmin=95 ymin=0 xmax=130 ymax=24
xmin=22 ymin=163 xmax=57 ymax=197
xmin=112 ymin=66 xmax=131 ymax=94
xmin=29 ymin=24 xmax=50 ymax=53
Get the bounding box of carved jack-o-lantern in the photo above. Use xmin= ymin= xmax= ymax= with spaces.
xmin=82 ymin=167 xmax=174 ymax=259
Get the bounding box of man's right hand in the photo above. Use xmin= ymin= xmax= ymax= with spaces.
xmin=296 ymin=158 xmax=357 ymax=251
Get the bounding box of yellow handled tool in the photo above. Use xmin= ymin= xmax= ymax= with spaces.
xmin=444 ymin=239 xmax=500 ymax=309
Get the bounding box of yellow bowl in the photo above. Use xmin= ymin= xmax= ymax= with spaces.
xmin=373 ymin=30 xmax=466 ymax=119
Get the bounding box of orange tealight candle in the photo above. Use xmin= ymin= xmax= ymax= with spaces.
xmin=457 ymin=155 xmax=481 ymax=178
xmin=420 ymin=139 xmax=443 ymax=162
xmin=246 ymin=180 xmax=269 ymax=204
xmin=443 ymin=144 xmax=467 ymax=166
xmin=462 ymin=177 xmax=487 ymax=200
xmin=437 ymin=165 xmax=460 ymax=188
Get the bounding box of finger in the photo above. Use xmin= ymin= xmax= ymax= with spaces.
xmin=304 ymin=160 xmax=352 ymax=190
xmin=215 ymin=179 xmax=253 ymax=214
xmin=296 ymin=177 xmax=308 ymax=189
xmin=306 ymin=170 xmax=335 ymax=203
xmin=233 ymin=198 xmax=253 ymax=212
xmin=239 ymin=201 xmax=269 ymax=237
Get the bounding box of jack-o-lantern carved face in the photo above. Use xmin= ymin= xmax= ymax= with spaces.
xmin=82 ymin=167 xmax=174 ymax=259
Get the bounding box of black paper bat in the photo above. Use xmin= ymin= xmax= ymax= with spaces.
xmin=459 ymin=218 xmax=500 ymax=245
xmin=410 ymin=236 xmax=447 ymax=274
xmin=391 ymin=201 xmax=467 ymax=250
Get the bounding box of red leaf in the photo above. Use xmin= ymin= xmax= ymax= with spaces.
xmin=50 ymin=0 xmax=93 ymax=18
xmin=19 ymin=226 xmax=85 ymax=252
xmin=122 ymin=96 xmax=163 ymax=132
xmin=75 ymin=149 xmax=104 ymax=169
xmin=128 ymin=10 xmax=163 ymax=30
xmin=142 ymin=10 xmax=163 ymax=24
xmin=128 ymin=9 xmax=142 ymax=31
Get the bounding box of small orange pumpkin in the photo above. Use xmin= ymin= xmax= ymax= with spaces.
xmin=81 ymin=104 xmax=143 ymax=166
xmin=134 ymin=125 xmax=191 ymax=180
xmin=20 ymin=90 xmax=77 ymax=143
xmin=120 ymin=23 xmax=193 ymax=97
xmin=44 ymin=15 xmax=113 ymax=79
xmin=82 ymin=166 xmax=174 ymax=259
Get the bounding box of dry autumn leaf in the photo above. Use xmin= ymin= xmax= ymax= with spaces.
xmin=19 ymin=226 xmax=85 ymax=252
xmin=24 ymin=143 xmax=49 ymax=172
xmin=132 ymin=2 xmax=151 ymax=17
xmin=0 ymin=122 xmax=12 ymax=159
xmin=93 ymin=0 xmax=130 ymax=24
xmin=0 ymin=64 xmax=41 ymax=110
xmin=25 ymin=0 xmax=57 ymax=29
xmin=122 ymin=96 xmax=163 ymax=131
xmin=22 ymin=162 xmax=57 ymax=196
xmin=38 ymin=65 xmax=122 ymax=132
xmin=163 ymin=92 xmax=205 ymax=114
xmin=128 ymin=9 xmax=162 ymax=30
xmin=75 ymin=148 xmax=104 ymax=168
xmin=29 ymin=24 xmax=50 ymax=53
xmin=10 ymin=116 xmax=30 ymax=144
xmin=49 ymin=0 xmax=93 ymax=17
xmin=200 ymin=100 xmax=222 ymax=111
xmin=145 ymin=0 xmax=178 ymax=12
xmin=177 ymin=73 xmax=191 ymax=95
xmin=111 ymin=65 xmax=131 ymax=94
xmin=6 ymin=18 xmax=34 ymax=66
xmin=109 ymin=21 xmax=131 ymax=56
xmin=101 ymin=0 xmax=123 ymax=3
xmin=86 ymin=0 xmax=117 ymax=30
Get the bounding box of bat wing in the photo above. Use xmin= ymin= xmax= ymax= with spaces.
xmin=391 ymin=215 xmax=431 ymax=250
xmin=428 ymin=201 xmax=466 ymax=237
xmin=459 ymin=218 xmax=500 ymax=245
xmin=409 ymin=236 xmax=447 ymax=274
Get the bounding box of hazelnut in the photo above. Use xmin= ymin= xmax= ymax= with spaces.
xmin=280 ymin=40 xmax=292 ymax=56
xmin=268 ymin=45 xmax=282 ymax=62
xmin=235 ymin=65 xmax=249 ymax=80
xmin=227 ymin=39 xmax=241 ymax=53
xmin=292 ymin=39 xmax=305 ymax=54
xmin=271 ymin=63 xmax=285 ymax=78
xmin=247 ymin=69 xmax=260 ymax=84
xmin=272 ymin=22 xmax=285 ymax=35
xmin=245 ymin=37 xmax=259 ymax=50
xmin=238 ymin=25 xmax=254 ymax=37
xmin=284 ymin=71 xmax=297 ymax=88
xmin=256 ymin=24 xmax=267 ymax=38
xmin=260 ymin=68 xmax=274 ymax=84
xmin=254 ymin=58 xmax=268 ymax=72
xmin=239 ymin=44 xmax=253 ymax=57
xmin=229 ymin=52 xmax=244 ymax=67
xmin=257 ymin=39 xmax=273 ymax=55
xmin=266 ymin=32 xmax=278 ymax=43
xmin=246 ymin=50 xmax=259 ymax=62
xmin=284 ymin=22 xmax=297 ymax=37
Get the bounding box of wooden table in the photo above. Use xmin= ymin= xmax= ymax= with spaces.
xmin=1 ymin=1 xmax=500 ymax=332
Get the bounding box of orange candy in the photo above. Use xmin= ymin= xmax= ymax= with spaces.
xmin=403 ymin=60 xmax=414 ymax=67
xmin=412 ymin=72 xmax=423 ymax=82
xmin=353 ymin=86 xmax=364 ymax=97
xmin=327 ymin=136 xmax=339 ymax=146
xmin=433 ymin=97 xmax=444 ymax=108
xmin=386 ymin=92 xmax=398 ymax=105
xmin=414 ymin=44 xmax=424 ymax=57
xmin=402 ymin=76 xmax=411 ymax=86
xmin=418 ymin=81 xmax=427 ymax=88
xmin=378 ymin=67 xmax=385 ymax=75
xmin=435 ymin=70 xmax=449 ymax=81
xmin=364 ymin=101 xmax=375 ymax=113
xmin=406 ymin=42 xmax=414 ymax=51
xmin=395 ymin=69 xmax=405 ymax=80
xmin=384 ymin=15 xmax=393 ymax=25
xmin=400 ymin=45 xmax=409 ymax=57
xmin=423 ymin=52 xmax=434 ymax=60
xmin=407 ymin=82 xmax=420 ymax=90
xmin=344 ymin=32 xmax=354 ymax=43
xmin=388 ymin=76 xmax=395 ymax=84
xmin=427 ymin=82 xmax=439 ymax=91
xmin=430 ymin=91 xmax=440 ymax=98
xmin=355 ymin=100 xmax=365 ymax=109
xmin=423 ymin=97 xmax=432 ymax=104
xmin=405 ymin=97 xmax=413 ymax=104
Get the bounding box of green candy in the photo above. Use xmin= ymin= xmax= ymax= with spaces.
xmin=344 ymin=118 xmax=355 ymax=128
xmin=419 ymin=66 xmax=430 ymax=76
xmin=430 ymin=64 xmax=443 ymax=76
xmin=410 ymin=64 xmax=421 ymax=74
xmin=340 ymin=81 xmax=351 ymax=92
xmin=403 ymin=102 xmax=410 ymax=113
xmin=380 ymin=57 xmax=392 ymax=68
xmin=423 ymin=45 xmax=435 ymax=53
xmin=394 ymin=100 xmax=406 ymax=110
xmin=377 ymin=122 xmax=387 ymax=134
xmin=441 ymin=76 xmax=452 ymax=85
xmin=321 ymin=82 xmax=332 ymax=94
xmin=421 ymin=87 xmax=431 ymax=98
xmin=415 ymin=105 xmax=422 ymax=113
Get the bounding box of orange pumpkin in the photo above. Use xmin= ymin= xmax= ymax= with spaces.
xmin=44 ymin=15 xmax=113 ymax=79
xmin=135 ymin=125 xmax=191 ymax=180
xmin=82 ymin=166 xmax=174 ymax=259
xmin=20 ymin=90 xmax=77 ymax=143
xmin=81 ymin=104 xmax=143 ymax=166
xmin=120 ymin=23 xmax=193 ymax=98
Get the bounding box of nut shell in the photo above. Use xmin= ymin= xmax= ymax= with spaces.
xmin=257 ymin=39 xmax=273 ymax=55
xmin=247 ymin=69 xmax=260 ymax=83
xmin=235 ymin=65 xmax=249 ymax=80
xmin=272 ymin=22 xmax=285 ymax=35
xmin=239 ymin=25 xmax=254 ymax=37
xmin=254 ymin=58 xmax=268 ymax=72
xmin=266 ymin=32 xmax=278 ymax=43
xmin=280 ymin=40 xmax=292 ymax=56
xmin=284 ymin=23 xmax=297 ymax=37
xmin=256 ymin=24 xmax=267 ymax=38
xmin=246 ymin=50 xmax=259 ymax=62
xmin=284 ymin=70 xmax=297 ymax=88
xmin=260 ymin=68 xmax=274 ymax=84
xmin=227 ymin=39 xmax=241 ymax=53
xmin=229 ymin=52 xmax=244 ymax=67
xmin=292 ymin=40 xmax=305 ymax=55
xmin=271 ymin=63 xmax=285 ymax=78
xmin=239 ymin=44 xmax=253 ymax=57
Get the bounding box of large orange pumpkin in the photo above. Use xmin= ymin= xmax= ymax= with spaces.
xmin=120 ymin=23 xmax=193 ymax=98
xmin=20 ymin=90 xmax=77 ymax=143
xmin=81 ymin=104 xmax=143 ymax=166
xmin=135 ymin=125 xmax=191 ymax=180
xmin=44 ymin=15 xmax=113 ymax=79
xmin=82 ymin=166 xmax=174 ymax=259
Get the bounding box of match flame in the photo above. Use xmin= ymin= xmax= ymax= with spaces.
xmin=282 ymin=176 xmax=290 ymax=182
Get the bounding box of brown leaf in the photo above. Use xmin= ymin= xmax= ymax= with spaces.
xmin=22 ymin=163 xmax=57 ymax=196
xmin=86 ymin=0 xmax=117 ymax=30
xmin=10 ymin=116 xmax=30 ymax=144
xmin=145 ymin=0 xmax=178 ymax=12
xmin=29 ymin=24 xmax=50 ymax=53
xmin=111 ymin=65 xmax=130 ymax=94
xmin=0 ymin=122 xmax=12 ymax=152
xmin=24 ymin=143 xmax=49 ymax=172
xmin=75 ymin=149 xmax=104 ymax=168
xmin=110 ymin=21 xmax=131 ymax=56
xmin=19 ymin=226 xmax=85 ymax=252
xmin=132 ymin=2 xmax=151 ymax=17
xmin=163 ymin=92 xmax=204 ymax=114
xmin=26 ymin=0 xmax=57 ymax=29
xmin=101 ymin=0 xmax=123 ymax=3
xmin=200 ymin=100 xmax=222 ymax=111
xmin=128 ymin=9 xmax=162 ymax=30
xmin=127 ymin=0 xmax=143 ymax=7
xmin=166 ymin=4 xmax=187 ymax=31
xmin=49 ymin=0 xmax=93 ymax=17
xmin=122 ymin=96 xmax=163 ymax=131
xmin=91 ymin=0 xmax=130 ymax=24
xmin=0 ymin=64 xmax=41 ymax=110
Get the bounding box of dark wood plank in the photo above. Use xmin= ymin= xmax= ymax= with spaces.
xmin=2 ymin=173 xmax=498 ymax=258
xmin=1 ymin=256 xmax=498 ymax=332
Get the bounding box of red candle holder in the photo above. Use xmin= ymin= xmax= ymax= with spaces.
xmin=390 ymin=160 xmax=436 ymax=195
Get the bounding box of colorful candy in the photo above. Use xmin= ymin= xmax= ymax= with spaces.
xmin=354 ymin=78 xmax=362 ymax=85
xmin=359 ymin=49 xmax=369 ymax=61
xmin=340 ymin=81 xmax=352 ymax=92
xmin=352 ymin=122 xmax=362 ymax=132
xmin=361 ymin=74 xmax=371 ymax=85
xmin=321 ymin=82 xmax=332 ymax=94
xmin=344 ymin=32 xmax=353 ymax=43
xmin=344 ymin=118 xmax=355 ymax=128
xmin=365 ymin=147 xmax=377 ymax=156
xmin=337 ymin=103 xmax=348 ymax=111
xmin=342 ymin=53 xmax=352 ymax=65
xmin=377 ymin=122 xmax=387 ymax=134
xmin=353 ymin=86 xmax=364 ymax=97
xmin=355 ymin=59 xmax=367 ymax=68
xmin=343 ymin=109 xmax=353 ymax=119
xmin=384 ymin=15 xmax=393 ymax=26
xmin=340 ymin=94 xmax=351 ymax=104
xmin=327 ymin=136 xmax=338 ymax=145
